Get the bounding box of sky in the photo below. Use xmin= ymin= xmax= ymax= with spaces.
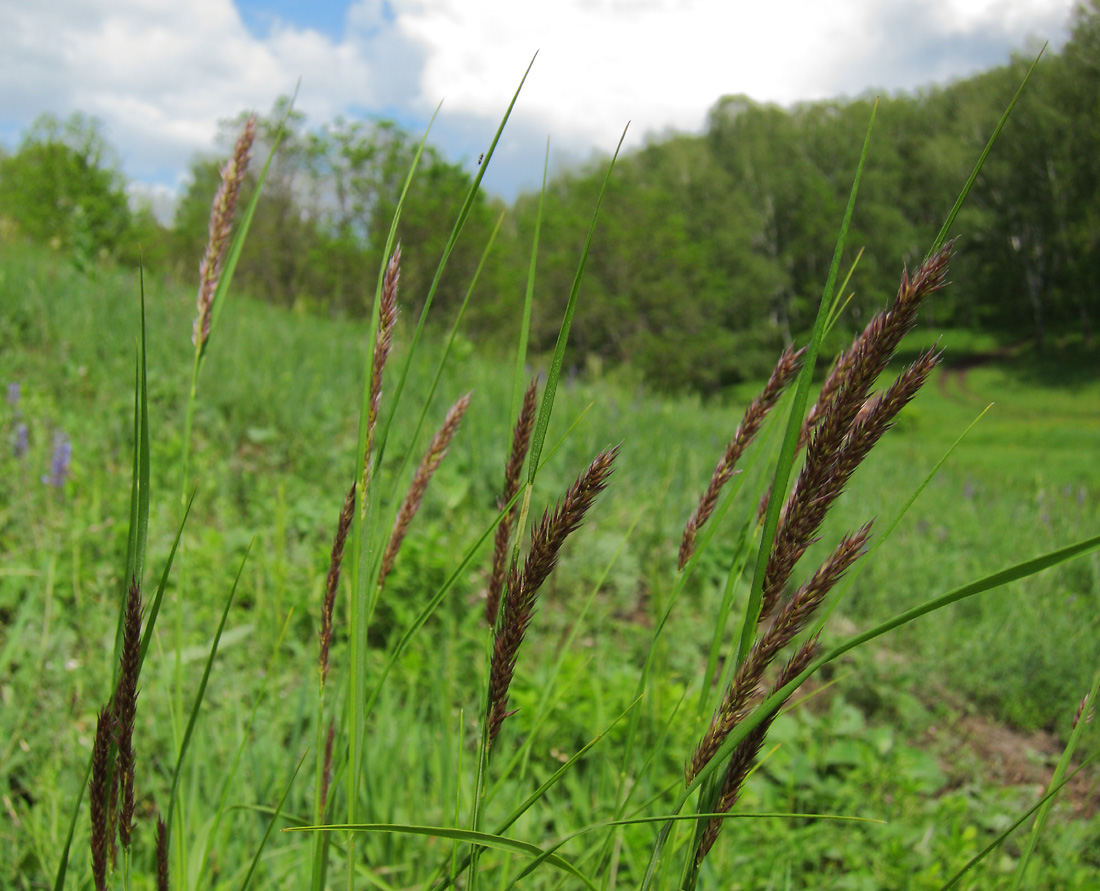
xmin=0 ymin=0 xmax=1078 ymax=219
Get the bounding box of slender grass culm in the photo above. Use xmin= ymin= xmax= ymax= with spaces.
xmin=44 ymin=50 xmax=1100 ymax=891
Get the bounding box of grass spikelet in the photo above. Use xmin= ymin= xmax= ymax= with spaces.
xmin=695 ymin=636 xmax=819 ymax=864
xmin=193 ymin=113 xmax=256 ymax=351
xmin=89 ymin=708 xmax=113 ymax=891
xmin=155 ymin=815 xmax=169 ymax=891
xmin=680 ymin=345 xmax=803 ymax=570
xmin=379 ymin=392 xmax=472 ymax=588
xmin=487 ymin=376 xmax=539 ymax=624
xmin=364 ymin=246 xmax=401 ymax=494
xmin=113 ymin=577 xmax=142 ymax=849
xmin=760 ymin=248 xmax=952 ymax=623
xmin=688 ymin=524 xmax=871 ymax=784
xmin=1074 ymin=692 xmax=1094 ymax=729
xmin=320 ymin=481 xmax=355 ymax=683
xmin=487 ymin=446 xmax=619 ymax=745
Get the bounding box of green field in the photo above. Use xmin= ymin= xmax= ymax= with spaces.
xmin=2 ymin=243 xmax=1098 ymax=889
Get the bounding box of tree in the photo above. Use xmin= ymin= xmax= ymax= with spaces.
xmin=0 ymin=112 xmax=131 ymax=260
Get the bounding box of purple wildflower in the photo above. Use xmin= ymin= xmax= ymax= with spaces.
xmin=7 ymin=382 xmax=19 ymax=409
xmin=13 ymin=423 xmax=28 ymax=459
xmin=42 ymin=432 xmax=71 ymax=488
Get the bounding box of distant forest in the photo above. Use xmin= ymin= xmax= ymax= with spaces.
xmin=2 ymin=2 xmax=1097 ymax=392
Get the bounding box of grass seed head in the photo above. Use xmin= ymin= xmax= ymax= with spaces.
xmin=113 ymin=577 xmax=142 ymax=848
xmin=90 ymin=707 xmax=113 ymax=891
xmin=487 ymin=376 xmax=539 ymax=625
xmin=379 ymin=392 xmax=472 ymax=589
xmin=320 ymin=480 xmax=356 ymax=683
xmin=193 ymin=113 xmax=256 ymax=351
xmin=487 ymin=446 xmax=619 ymax=744
xmin=680 ymin=345 xmax=803 ymax=569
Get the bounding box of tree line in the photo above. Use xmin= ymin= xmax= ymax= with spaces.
xmin=2 ymin=2 xmax=1096 ymax=392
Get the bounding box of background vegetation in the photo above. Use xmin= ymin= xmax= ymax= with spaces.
xmin=1 ymin=5 xmax=1098 ymax=393
xmin=1 ymin=5 xmax=1098 ymax=889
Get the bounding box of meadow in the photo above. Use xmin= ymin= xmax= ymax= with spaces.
xmin=2 ymin=223 xmax=1098 ymax=889
xmin=2 ymin=70 xmax=1100 ymax=889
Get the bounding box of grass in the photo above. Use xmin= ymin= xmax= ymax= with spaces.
xmin=2 ymin=74 xmax=1099 ymax=890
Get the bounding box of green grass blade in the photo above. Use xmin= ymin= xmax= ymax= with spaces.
xmin=52 ymin=273 xmax=153 ymax=891
xmin=527 ymin=123 xmax=628 ymax=482
xmin=139 ymin=492 xmax=195 ymax=666
xmin=929 ymin=47 xmax=1043 ymax=255
xmin=512 ymin=138 xmax=549 ymax=421
xmin=239 ymin=750 xmax=308 ymax=891
xmin=290 ymin=823 xmax=598 ymax=891
xmin=641 ymin=527 xmax=1100 ymax=891
xmin=939 ymin=747 xmax=1100 ymax=891
xmin=512 ymin=811 xmax=883 ymax=890
xmin=823 ymin=246 xmax=864 ymax=333
xmin=1010 ymin=669 xmax=1100 ymax=889
xmin=376 ymin=56 xmax=537 ymax=470
xmin=811 ymin=403 xmax=994 ymax=636
xmin=736 ymin=99 xmax=877 ymax=671
xmin=165 ymin=542 xmax=251 ymax=838
xmin=123 ymin=259 xmax=150 ymax=592
xmin=693 ymin=531 xmax=1100 ymax=803
xmin=197 ymin=608 xmax=295 ymax=888
xmin=377 ymin=207 xmax=506 ymax=542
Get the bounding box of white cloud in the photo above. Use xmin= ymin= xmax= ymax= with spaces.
xmin=394 ymin=0 xmax=1073 ymax=151
xmin=0 ymin=0 xmax=1077 ymax=209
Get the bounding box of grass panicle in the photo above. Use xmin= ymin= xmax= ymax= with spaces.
xmin=193 ymin=113 xmax=256 ymax=352
xmin=156 ymin=816 xmax=169 ymax=891
xmin=487 ymin=376 xmax=539 ymax=625
xmin=1074 ymin=692 xmax=1094 ymax=729
xmin=320 ymin=480 xmax=356 ymax=683
xmin=488 ymin=446 xmax=619 ymax=745
xmin=683 ymin=248 xmax=952 ymax=877
xmin=379 ymin=391 xmax=472 ymax=588
xmin=761 ymin=247 xmax=951 ymax=625
xmin=679 ymin=345 xmax=803 ymax=570
xmin=113 ymin=577 xmax=142 ymax=849
xmin=365 ymin=245 xmax=401 ymax=495
xmin=90 ymin=708 xmax=112 ymax=891
xmin=688 ymin=524 xmax=872 ymax=785
xmin=694 ymin=637 xmax=819 ymax=865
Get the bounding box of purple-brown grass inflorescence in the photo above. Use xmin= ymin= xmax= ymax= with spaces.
xmin=687 ymin=524 xmax=872 ymax=785
xmin=363 ymin=246 xmax=401 ymax=499
xmin=192 ymin=113 xmax=256 ymax=352
xmin=156 ymin=815 xmax=169 ymax=891
xmin=113 ymin=577 xmax=143 ymax=849
xmin=688 ymin=247 xmax=953 ymax=870
xmin=487 ymin=446 xmax=619 ymax=746
xmin=679 ymin=345 xmax=803 ymax=570
xmin=379 ymin=393 xmax=472 ymax=589
xmin=759 ymin=247 xmax=951 ymax=624
xmin=487 ymin=377 xmax=539 ymax=626
xmin=90 ymin=707 xmax=113 ymax=891
xmin=320 ymin=481 xmax=356 ymax=684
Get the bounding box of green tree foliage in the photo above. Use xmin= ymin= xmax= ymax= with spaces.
xmin=0 ymin=112 xmax=131 ymax=262
xmin=9 ymin=7 xmax=1098 ymax=392
xmin=171 ymin=100 xmax=494 ymax=320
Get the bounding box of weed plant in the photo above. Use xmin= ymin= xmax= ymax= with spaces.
xmin=2 ymin=56 xmax=1099 ymax=891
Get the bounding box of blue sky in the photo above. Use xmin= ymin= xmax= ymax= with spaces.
xmin=238 ymin=0 xmax=359 ymax=41
xmin=0 ymin=0 xmax=1077 ymax=219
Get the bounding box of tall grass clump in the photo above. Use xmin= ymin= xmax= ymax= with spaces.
xmin=38 ymin=53 xmax=1100 ymax=891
